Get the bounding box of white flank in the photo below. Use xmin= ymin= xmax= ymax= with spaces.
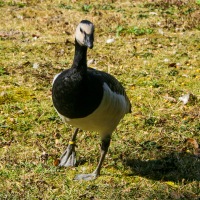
xmin=58 ymin=83 xmax=128 ymax=135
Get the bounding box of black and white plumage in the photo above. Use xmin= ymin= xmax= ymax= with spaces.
xmin=52 ymin=20 xmax=131 ymax=180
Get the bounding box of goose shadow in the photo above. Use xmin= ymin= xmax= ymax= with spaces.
xmin=122 ymin=152 xmax=200 ymax=182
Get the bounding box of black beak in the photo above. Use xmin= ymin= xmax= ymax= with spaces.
xmin=85 ymin=34 xmax=94 ymax=49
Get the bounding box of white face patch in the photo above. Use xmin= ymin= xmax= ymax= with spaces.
xmin=80 ymin=23 xmax=94 ymax=34
xmin=57 ymin=83 xmax=129 ymax=135
xmin=75 ymin=22 xmax=94 ymax=46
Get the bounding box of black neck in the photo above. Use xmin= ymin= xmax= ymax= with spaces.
xmin=72 ymin=39 xmax=88 ymax=73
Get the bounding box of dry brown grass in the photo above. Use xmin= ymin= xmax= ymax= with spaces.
xmin=0 ymin=0 xmax=200 ymax=199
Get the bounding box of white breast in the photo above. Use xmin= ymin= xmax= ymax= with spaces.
xmin=57 ymin=83 xmax=129 ymax=135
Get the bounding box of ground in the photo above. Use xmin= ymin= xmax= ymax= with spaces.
xmin=0 ymin=0 xmax=200 ymax=199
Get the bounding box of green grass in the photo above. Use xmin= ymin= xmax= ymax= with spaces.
xmin=0 ymin=0 xmax=200 ymax=199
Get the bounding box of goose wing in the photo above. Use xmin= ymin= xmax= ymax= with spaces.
xmin=87 ymin=68 xmax=131 ymax=113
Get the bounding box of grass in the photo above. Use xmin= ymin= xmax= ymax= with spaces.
xmin=0 ymin=0 xmax=200 ymax=199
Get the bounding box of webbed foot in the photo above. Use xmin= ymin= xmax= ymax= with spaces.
xmin=59 ymin=149 xmax=76 ymax=167
xmin=59 ymin=129 xmax=79 ymax=167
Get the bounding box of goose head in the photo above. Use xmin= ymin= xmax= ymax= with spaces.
xmin=75 ymin=20 xmax=94 ymax=49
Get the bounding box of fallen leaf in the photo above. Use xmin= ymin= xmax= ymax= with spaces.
xmin=16 ymin=15 xmax=23 ymax=19
xmin=33 ymin=63 xmax=39 ymax=69
xmin=163 ymin=95 xmax=177 ymax=103
xmin=54 ymin=158 xmax=60 ymax=166
xmin=179 ymin=93 xmax=190 ymax=104
xmin=186 ymin=138 xmax=199 ymax=149
xmin=165 ymin=181 xmax=178 ymax=188
xmin=32 ymin=34 xmax=40 ymax=38
xmin=164 ymin=58 xmax=170 ymax=63
xmin=149 ymin=12 xmax=158 ymax=15
xmin=158 ymin=29 xmax=164 ymax=35
xmin=168 ymin=63 xmax=177 ymax=68
xmin=106 ymin=38 xmax=115 ymax=44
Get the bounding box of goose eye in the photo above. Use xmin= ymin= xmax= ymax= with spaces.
xmin=80 ymin=28 xmax=83 ymax=33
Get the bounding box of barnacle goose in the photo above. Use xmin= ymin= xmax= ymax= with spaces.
xmin=52 ymin=20 xmax=131 ymax=181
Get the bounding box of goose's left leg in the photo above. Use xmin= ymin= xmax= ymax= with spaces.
xmin=74 ymin=135 xmax=111 ymax=181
